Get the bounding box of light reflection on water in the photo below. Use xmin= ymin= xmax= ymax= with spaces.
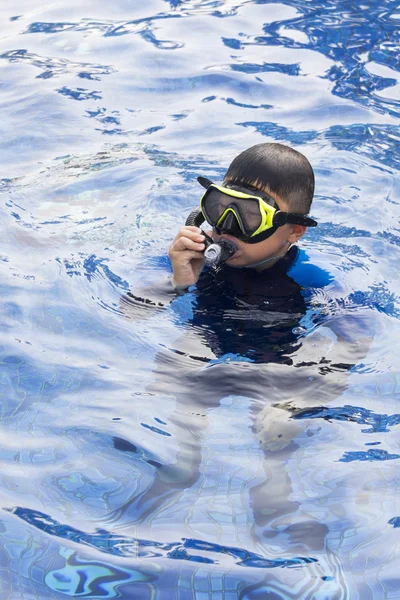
xmin=0 ymin=0 xmax=400 ymax=598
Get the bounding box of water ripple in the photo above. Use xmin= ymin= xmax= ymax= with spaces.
xmin=0 ymin=49 xmax=115 ymax=79
xmin=6 ymin=506 xmax=318 ymax=569
xmin=292 ymin=404 xmax=400 ymax=434
xmin=1 ymin=0 xmax=400 ymax=597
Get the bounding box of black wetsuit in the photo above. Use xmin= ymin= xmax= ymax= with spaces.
xmin=172 ymin=245 xmax=308 ymax=364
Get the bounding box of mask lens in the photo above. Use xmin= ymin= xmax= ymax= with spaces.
xmin=236 ymin=198 xmax=263 ymax=233
xmin=201 ymin=188 xmax=233 ymax=224
xmin=201 ymin=188 xmax=263 ymax=236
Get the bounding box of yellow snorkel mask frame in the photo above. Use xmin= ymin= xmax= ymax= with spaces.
xmin=196 ymin=176 xmax=317 ymax=244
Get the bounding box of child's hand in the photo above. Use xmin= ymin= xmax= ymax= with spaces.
xmin=168 ymin=226 xmax=206 ymax=289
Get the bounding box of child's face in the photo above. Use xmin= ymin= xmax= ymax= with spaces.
xmin=210 ymin=192 xmax=306 ymax=270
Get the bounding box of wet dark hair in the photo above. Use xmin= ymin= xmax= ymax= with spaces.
xmin=224 ymin=143 xmax=315 ymax=214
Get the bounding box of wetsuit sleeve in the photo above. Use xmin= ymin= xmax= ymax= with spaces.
xmin=119 ymin=277 xmax=181 ymax=321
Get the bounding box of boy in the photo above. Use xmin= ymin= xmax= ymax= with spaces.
xmin=118 ymin=143 xmax=370 ymax=566
xmin=166 ymin=142 xmax=321 ymax=364
xmin=169 ymin=142 xmax=317 ymax=291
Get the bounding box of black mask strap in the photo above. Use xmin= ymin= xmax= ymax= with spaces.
xmin=274 ymin=212 xmax=318 ymax=228
xmin=197 ymin=176 xmax=213 ymax=189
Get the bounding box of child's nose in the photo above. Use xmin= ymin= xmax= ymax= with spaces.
xmin=217 ymin=212 xmax=242 ymax=236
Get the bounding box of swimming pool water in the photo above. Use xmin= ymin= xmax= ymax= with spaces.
xmin=1 ymin=0 xmax=400 ymax=598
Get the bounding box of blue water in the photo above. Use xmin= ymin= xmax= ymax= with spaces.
xmin=1 ymin=0 xmax=400 ymax=598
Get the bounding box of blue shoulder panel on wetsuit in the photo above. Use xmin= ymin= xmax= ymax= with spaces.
xmin=288 ymin=249 xmax=333 ymax=289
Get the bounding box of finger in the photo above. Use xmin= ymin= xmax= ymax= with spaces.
xmin=170 ymin=236 xmax=205 ymax=253
xmin=183 ymin=226 xmax=202 ymax=233
xmin=169 ymin=249 xmax=205 ymax=264
xmin=172 ymin=227 xmax=205 ymax=244
xmin=182 ymin=250 xmax=205 ymax=260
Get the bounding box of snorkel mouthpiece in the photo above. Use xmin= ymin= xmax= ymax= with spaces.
xmin=185 ymin=207 xmax=237 ymax=267
xmin=204 ymin=237 xmax=237 ymax=267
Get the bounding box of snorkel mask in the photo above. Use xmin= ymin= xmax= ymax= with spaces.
xmin=185 ymin=176 xmax=317 ymax=267
xmin=198 ymin=176 xmax=317 ymax=242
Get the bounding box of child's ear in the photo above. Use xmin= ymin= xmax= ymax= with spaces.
xmin=288 ymin=225 xmax=306 ymax=243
